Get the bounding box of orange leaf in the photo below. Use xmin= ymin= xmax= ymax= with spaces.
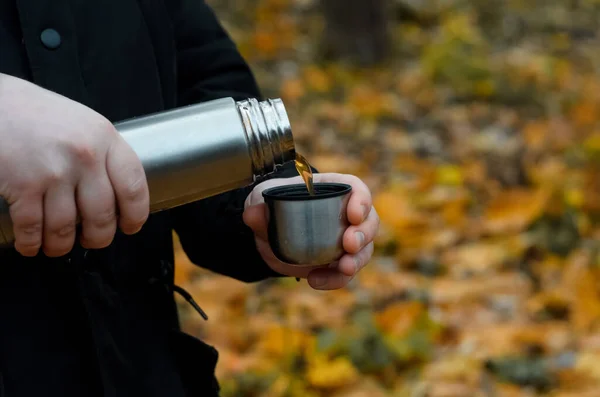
xmin=280 ymin=78 xmax=305 ymax=103
xmin=560 ymin=251 xmax=600 ymax=332
xmin=374 ymin=189 xmax=421 ymax=229
xmin=482 ymin=188 xmax=550 ymax=235
xmin=252 ymin=31 xmax=278 ymax=57
xmin=570 ymin=100 xmax=598 ymax=129
xmin=441 ymin=237 xmax=526 ymax=275
xmin=523 ymin=120 xmax=548 ymax=151
xmin=374 ymin=301 xmax=425 ymax=338
xmin=347 ymin=85 xmax=395 ymax=119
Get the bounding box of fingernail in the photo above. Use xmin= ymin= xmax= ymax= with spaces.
xmin=312 ymin=275 xmax=327 ymax=288
xmin=362 ymin=205 xmax=370 ymax=220
xmin=354 ymin=256 xmax=361 ymax=271
xmin=355 ymin=232 xmax=365 ymax=247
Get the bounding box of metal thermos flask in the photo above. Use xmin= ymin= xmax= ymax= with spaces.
xmin=0 ymin=97 xmax=296 ymax=247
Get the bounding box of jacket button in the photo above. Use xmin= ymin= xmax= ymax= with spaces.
xmin=40 ymin=28 xmax=61 ymax=50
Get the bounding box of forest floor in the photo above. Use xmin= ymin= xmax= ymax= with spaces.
xmin=174 ymin=1 xmax=600 ymax=395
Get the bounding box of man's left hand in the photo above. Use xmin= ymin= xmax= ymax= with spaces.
xmin=243 ymin=173 xmax=379 ymax=290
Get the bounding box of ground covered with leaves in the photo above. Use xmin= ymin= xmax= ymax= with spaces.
xmin=174 ymin=1 xmax=600 ymax=395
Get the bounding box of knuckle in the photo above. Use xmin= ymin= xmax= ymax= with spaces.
xmin=43 ymin=167 xmax=67 ymax=185
xmin=50 ymin=222 xmax=76 ymax=238
xmin=16 ymin=234 xmax=42 ymax=251
xmin=122 ymin=173 xmax=147 ymax=202
xmin=18 ymin=238 xmax=41 ymax=248
xmin=69 ymin=143 xmax=98 ymax=167
xmin=89 ymin=207 xmax=116 ymax=229
xmin=16 ymin=218 xmax=42 ymax=235
xmin=97 ymin=117 xmax=118 ymax=138
xmin=21 ymin=225 xmax=42 ymax=236
xmin=12 ymin=179 xmax=44 ymax=195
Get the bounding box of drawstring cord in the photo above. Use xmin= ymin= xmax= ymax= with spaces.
xmin=149 ymin=260 xmax=209 ymax=321
xmin=154 ymin=263 xmax=296 ymax=322
xmin=148 ymin=276 xmax=210 ymax=321
xmin=172 ymin=284 xmax=209 ymax=321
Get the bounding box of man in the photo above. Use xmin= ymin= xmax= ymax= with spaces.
xmin=0 ymin=0 xmax=379 ymax=396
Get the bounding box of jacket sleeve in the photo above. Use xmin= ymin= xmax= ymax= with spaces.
xmin=165 ymin=0 xmax=290 ymax=282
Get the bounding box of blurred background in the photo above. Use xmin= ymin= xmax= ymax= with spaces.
xmin=173 ymin=1 xmax=600 ymax=395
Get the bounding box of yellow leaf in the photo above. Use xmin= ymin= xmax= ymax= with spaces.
xmin=440 ymin=12 xmax=484 ymax=44
xmin=303 ymin=66 xmax=332 ymax=93
xmin=306 ymin=354 xmax=359 ymax=389
xmin=435 ymin=165 xmax=464 ymax=186
xmin=583 ymin=131 xmax=600 ymax=153
xmin=474 ymin=78 xmax=495 ymax=98
xmin=264 ymin=374 xmax=291 ymax=397
xmin=255 ymin=324 xmax=314 ymax=360
xmin=551 ymin=32 xmax=571 ymax=51
xmin=564 ymin=188 xmax=584 ymax=208
xmin=554 ymin=58 xmax=574 ymax=90
xmin=575 ymin=352 xmax=600 ymax=381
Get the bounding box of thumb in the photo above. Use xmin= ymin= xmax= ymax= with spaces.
xmin=242 ymin=203 xmax=269 ymax=241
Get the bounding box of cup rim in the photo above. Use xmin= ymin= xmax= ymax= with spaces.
xmin=262 ymin=182 xmax=352 ymax=202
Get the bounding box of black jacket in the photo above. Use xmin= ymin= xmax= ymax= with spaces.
xmin=0 ymin=1 xmax=294 ymax=396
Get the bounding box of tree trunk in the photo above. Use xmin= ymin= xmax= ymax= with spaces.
xmin=320 ymin=0 xmax=391 ymax=66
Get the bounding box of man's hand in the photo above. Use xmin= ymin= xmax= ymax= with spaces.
xmin=243 ymin=173 xmax=379 ymax=290
xmin=0 ymin=74 xmax=150 ymax=257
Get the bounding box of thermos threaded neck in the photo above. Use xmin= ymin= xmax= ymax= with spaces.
xmin=236 ymin=98 xmax=296 ymax=179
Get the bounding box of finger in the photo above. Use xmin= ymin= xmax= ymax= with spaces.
xmin=346 ymin=187 xmax=372 ymax=226
xmin=77 ymin=170 xmax=117 ymax=249
xmin=42 ymin=184 xmax=77 ymax=257
xmin=9 ymin=194 xmax=43 ymax=257
xmin=245 ymin=176 xmax=303 ymax=208
xmin=311 ymin=173 xmax=372 ymax=225
xmin=337 ymin=241 xmax=374 ymax=276
xmin=307 ymin=267 xmax=353 ymax=290
xmin=343 ymin=207 xmax=380 ymax=254
xmin=253 ymin=238 xmax=328 ymax=278
xmin=242 ymin=203 xmax=269 ymax=241
xmin=106 ymin=137 xmax=149 ymax=234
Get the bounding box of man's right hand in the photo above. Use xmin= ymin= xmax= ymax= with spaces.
xmin=0 ymin=74 xmax=150 ymax=257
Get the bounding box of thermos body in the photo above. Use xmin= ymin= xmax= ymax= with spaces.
xmin=0 ymin=97 xmax=296 ymax=247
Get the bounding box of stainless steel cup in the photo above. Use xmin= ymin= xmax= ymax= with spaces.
xmin=262 ymin=182 xmax=352 ymax=266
